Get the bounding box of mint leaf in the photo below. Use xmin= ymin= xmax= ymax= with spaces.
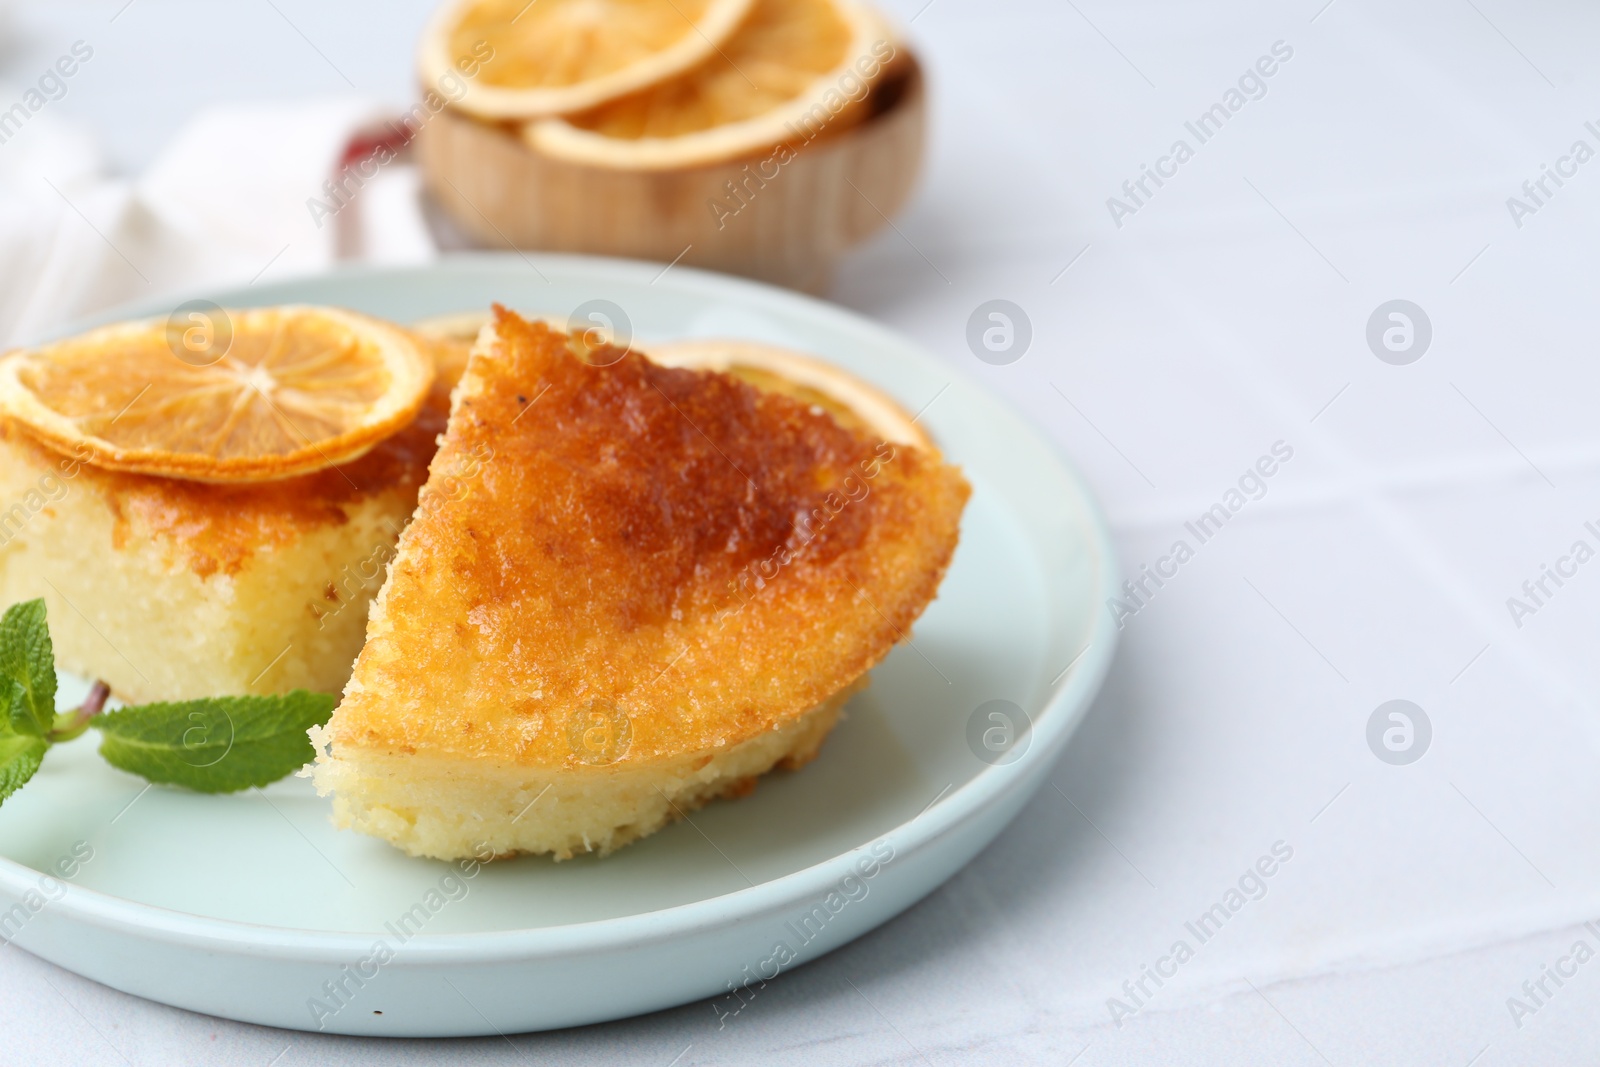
xmin=0 ymin=599 xmax=56 ymax=737
xmin=92 ymin=691 xmax=336 ymax=793
xmin=0 ymin=733 xmax=48 ymax=805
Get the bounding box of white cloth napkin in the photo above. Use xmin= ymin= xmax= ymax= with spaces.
xmin=0 ymin=98 xmax=436 ymax=347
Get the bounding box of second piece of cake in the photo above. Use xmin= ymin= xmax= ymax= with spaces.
xmin=312 ymin=309 xmax=970 ymax=860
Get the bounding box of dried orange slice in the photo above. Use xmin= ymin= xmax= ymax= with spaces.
xmin=406 ymin=314 xmax=928 ymax=446
xmin=648 ymin=338 xmax=931 ymax=448
xmin=409 ymin=310 xmax=492 ymax=396
xmin=420 ymin=0 xmax=756 ymax=120
xmin=0 ymin=306 xmax=433 ymax=483
xmin=410 ymin=309 xmax=495 ymax=344
xmin=523 ymin=0 xmax=897 ymax=169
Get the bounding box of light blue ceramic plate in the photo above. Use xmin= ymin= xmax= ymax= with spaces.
xmin=0 ymin=255 xmax=1116 ymax=1036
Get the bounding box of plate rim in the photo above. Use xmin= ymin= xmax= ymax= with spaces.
xmin=0 ymin=253 xmax=1120 ymax=963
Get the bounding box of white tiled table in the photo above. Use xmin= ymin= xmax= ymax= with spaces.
xmin=5 ymin=1 xmax=1600 ymax=1062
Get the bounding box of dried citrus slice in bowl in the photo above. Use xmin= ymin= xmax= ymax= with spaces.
xmin=523 ymin=0 xmax=897 ymax=169
xmin=0 ymin=305 xmax=433 ymax=483
xmin=420 ymin=0 xmax=756 ymax=120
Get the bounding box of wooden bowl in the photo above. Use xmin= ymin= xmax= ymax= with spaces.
xmin=417 ymin=56 xmax=926 ymax=294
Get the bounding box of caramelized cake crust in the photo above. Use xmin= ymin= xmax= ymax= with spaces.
xmin=316 ymin=309 xmax=970 ymax=859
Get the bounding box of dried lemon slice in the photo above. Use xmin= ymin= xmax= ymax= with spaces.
xmin=648 ymin=338 xmax=930 ymax=448
xmin=523 ymin=0 xmax=896 ymax=169
xmin=409 ymin=311 xmax=490 ymax=396
xmin=420 ymin=0 xmax=756 ymax=120
xmin=409 ymin=314 xmax=928 ymax=447
xmin=0 ymin=306 xmax=433 ymax=483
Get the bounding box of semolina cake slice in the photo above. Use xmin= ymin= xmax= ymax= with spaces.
xmin=0 ymin=312 xmax=465 ymax=705
xmin=0 ymin=397 xmax=447 ymax=704
xmin=312 ymin=308 xmax=970 ymax=860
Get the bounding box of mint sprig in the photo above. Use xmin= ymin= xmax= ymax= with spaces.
xmin=0 ymin=598 xmax=336 ymax=809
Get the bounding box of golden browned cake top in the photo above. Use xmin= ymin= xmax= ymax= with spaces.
xmin=0 ymin=394 xmax=445 ymax=580
xmin=333 ymin=308 xmax=971 ymax=767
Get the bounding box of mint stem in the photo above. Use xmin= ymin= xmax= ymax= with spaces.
xmin=48 ymin=679 xmax=110 ymax=743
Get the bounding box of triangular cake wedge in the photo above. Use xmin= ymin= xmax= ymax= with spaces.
xmin=311 ymin=309 xmax=970 ymax=860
